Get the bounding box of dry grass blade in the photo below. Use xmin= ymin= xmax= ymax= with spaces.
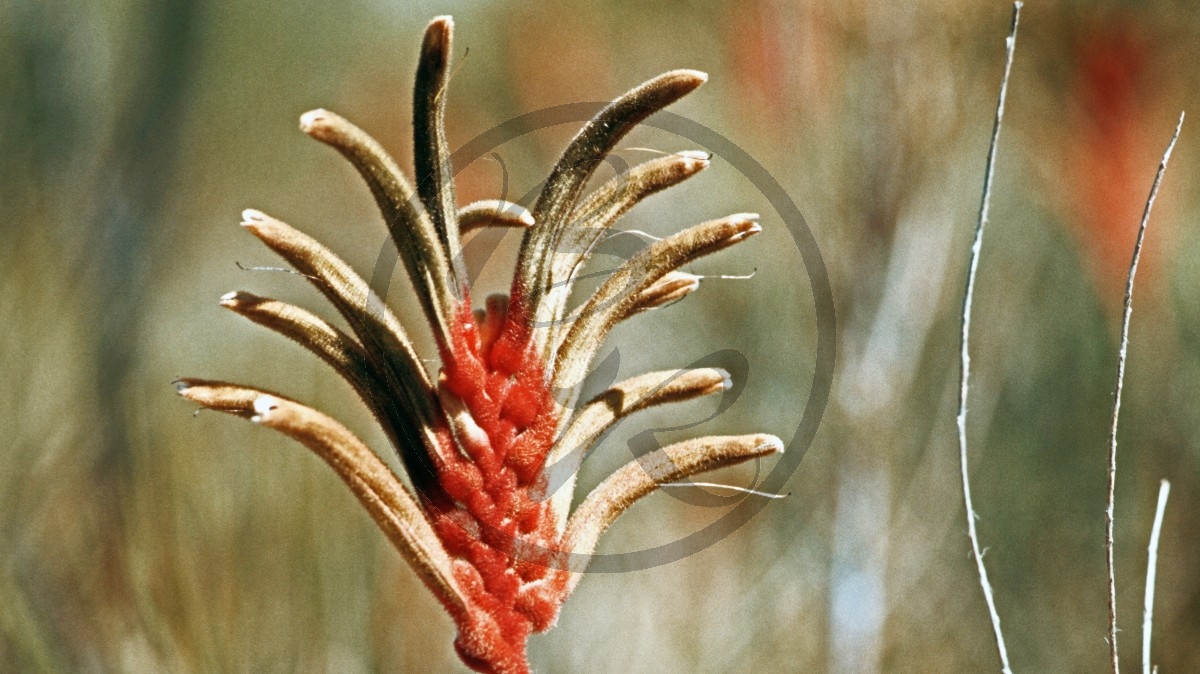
xmin=458 ymin=200 xmax=535 ymax=234
xmin=561 ymin=433 xmax=782 ymax=592
xmin=552 ymin=214 xmax=760 ymax=400
xmin=540 ymin=151 xmax=710 ymax=357
xmin=1105 ymin=111 xmax=1183 ymax=674
xmin=546 ymin=367 xmax=731 ymax=526
xmin=299 ymin=109 xmax=456 ymax=339
xmin=175 ymin=380 xmax=468 ymax=618
xmin=514 ymin=70 xmax=707 ymax=316
xmin=955 ymin=4 xmax=1020 ymax=673
xmin=413 ymin=16 xmax=465 ymax=286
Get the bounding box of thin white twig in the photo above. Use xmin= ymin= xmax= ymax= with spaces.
xmin=1142 ymin=480 xmax=1171 ymax=674
xmin=1106 ymin=112 xmax=1183 ymax=674
xmin=956 ymin=4 xmax=1021 ymax=673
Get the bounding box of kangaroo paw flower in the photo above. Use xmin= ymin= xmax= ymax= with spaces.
xmin=179 ymin=17 xmax=777 ymax=674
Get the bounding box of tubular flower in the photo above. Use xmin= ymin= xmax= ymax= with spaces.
xmin=177 ymin=16 xmax=781 ymax=674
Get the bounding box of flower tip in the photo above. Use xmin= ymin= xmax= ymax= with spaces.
xmin=298 ymin=109 xmax=331 ymax=134
xmin=715 ymin=368 xmax=733 ymax=391
xmin=251 ymin=394 xmax=280 ymax=423
xmin=172 ymin=379 xmax=191 ymax=394
xmin=514 ymin=210 xmax=536 ymax=227
xmin=219 ymin=291 xmax=253 ymax=308
xmin=758 ymin=435 xmax=785 ymax=455
xmin=652 ymin=69 xmax=707 ymax=97
xmin=241 ymin=209 xmax=268 ymax=226
xmin=676 ymin=150 xmax=712 ymax=170
xmin=729 ymin=213 xmax=762 ymax=238
xmin=423 ymin=16 xmax=453 ymax=56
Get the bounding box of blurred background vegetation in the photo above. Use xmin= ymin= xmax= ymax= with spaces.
xmin=3 ymin=0 xmax=1200 ymax=671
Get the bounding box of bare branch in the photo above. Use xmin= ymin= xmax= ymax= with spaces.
xmin=955 ymin=4 xmax=1021 ymax=673
xmin=1106 ymin=111 xmax=1183 ymax=674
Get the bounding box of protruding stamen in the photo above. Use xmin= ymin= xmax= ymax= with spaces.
xmin=658 ymin=482 xmax=789 ymax=499
xmin=545 ymin=367 xmax=732 ymax=529
xmin=561 ymin=434 xmax=782 ymax=588
xmin=552 ymin=213 xmax=762 ymax=402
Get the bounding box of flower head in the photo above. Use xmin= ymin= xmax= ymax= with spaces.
xmin=178 ymin=16 xmax=781 ymax=673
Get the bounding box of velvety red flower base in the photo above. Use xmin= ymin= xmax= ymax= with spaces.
xmin=425 ymin=290 xmax=571 ymax=674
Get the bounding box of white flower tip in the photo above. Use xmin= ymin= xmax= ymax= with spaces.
xmin=241 ymin=209 xmax=268 ymax=226
xmin=172 ymin=379 xmax=191 ymax=393
xmin=714 ymin=368 xmax=733 ymax=390
xmin=680 ymin=69 xmax=708 ymax=85
xmin=298 ymin=109 xmax=330 ymax=133
xmin=731 ymin=220 xmax=763 ymax=241
xmin=219 ymin=291 xmax=241 ymax=306
xmin=720 ymin=215 xmax=762 ymax=243
xmin=675 ymin=272 xmax=702 ymax=289
xmin=759 ymin=435 xmax=785 ymax=454
xmin=430 ymin=15 xmax=453 ymax=29
xmin=676 ymin=149 xmax=711 ymax=166
xmin=252 ymin=395 xmax=280 ymax=421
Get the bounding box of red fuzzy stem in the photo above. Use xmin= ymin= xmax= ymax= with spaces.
xmin=428 ymin=289 xmax=571 ymax=672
